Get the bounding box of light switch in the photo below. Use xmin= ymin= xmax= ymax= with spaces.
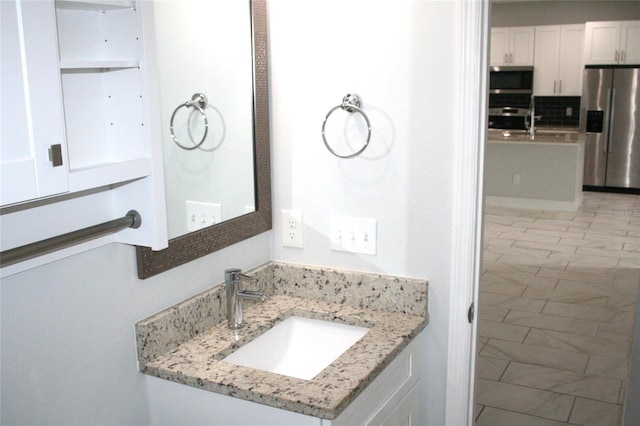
xmin=330 ymin=215 xmax=377 ymax=255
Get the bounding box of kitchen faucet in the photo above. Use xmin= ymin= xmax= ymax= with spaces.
xmin=526 ymin=95 xmax=536 ymax=138
xmin=225 ymin=268 xmax=266 ymax=329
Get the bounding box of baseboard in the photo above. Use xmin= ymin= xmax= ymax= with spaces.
xmin=485 ymin=195 xmax=581 ymax=212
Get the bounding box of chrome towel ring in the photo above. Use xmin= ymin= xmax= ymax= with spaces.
xmin=170 ymin=93 xmax=209 ymax=150
xmin=322 ymin=94 xmax=371 ymax=158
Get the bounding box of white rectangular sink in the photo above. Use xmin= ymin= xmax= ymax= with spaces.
xmin=223 ymin=316 xmax=369 ymax=380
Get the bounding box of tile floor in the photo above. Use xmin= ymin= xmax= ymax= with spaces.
xmin=475 ymin=191 xmax=640 ymax=425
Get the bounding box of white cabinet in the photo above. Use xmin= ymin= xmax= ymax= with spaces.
xmin=0 ymin=0 xmax=167 ymax=275
xmin=584 ymin=20 xmax=640 ymax=65
xmin=144 ymin=336 xmax=422 ymax=426
xmin=1 ymin=0 xmax=69 ymax=205
xmin=533 ymin=25 xmax=584 ymax=96
xmin=491 ymin=27 xmax=535 ymax=66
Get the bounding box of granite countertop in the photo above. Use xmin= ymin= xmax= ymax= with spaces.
xmin=488 ymin=128 xmax=583 ymax=144
xmin=136 ymin=261 xmax=428 ymax=420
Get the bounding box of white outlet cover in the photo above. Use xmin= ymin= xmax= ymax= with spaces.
xmin=281 ymin=210 xmax=303 ymax=248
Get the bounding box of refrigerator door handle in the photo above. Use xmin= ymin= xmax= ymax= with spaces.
xmin=608 ymin=89 xmax=616 ymax=153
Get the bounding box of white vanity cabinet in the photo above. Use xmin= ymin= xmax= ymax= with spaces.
xmin=1 ymin=0 xmax=69 ymax=206
xmin=490 ymin=27 xmax=535 ymax=66
xmin=533 ymin=25 xmax=584 ymax=96
xmin=144 ymin=337 xmax=422 ymax=426
xmin=0 ymin=0 xmax=166 ymax=275
xmin=584 ymin=20 xmax=640 ymax=65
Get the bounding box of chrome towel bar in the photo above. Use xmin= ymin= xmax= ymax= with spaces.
xmin=0 ymin=210 xmax=141 ymax=268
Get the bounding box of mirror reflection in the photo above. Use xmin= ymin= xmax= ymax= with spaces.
xmin=153 ymin=0 xmax=255 ymax=239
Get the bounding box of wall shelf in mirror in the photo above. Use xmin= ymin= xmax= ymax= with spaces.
xmin=55 ymin=0 xmax=134 ymax=11
xmin=59 ymin=60 xmax=140 ymax=70
xmin=135 ymin=0 xmax=272 ymax=279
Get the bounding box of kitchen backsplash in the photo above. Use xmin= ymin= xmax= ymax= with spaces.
xmin=489 ymin=94 xmax=581 ymax=128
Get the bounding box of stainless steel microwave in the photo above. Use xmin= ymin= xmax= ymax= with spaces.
xmin=489 ymin=66 xmax=533 ymax=94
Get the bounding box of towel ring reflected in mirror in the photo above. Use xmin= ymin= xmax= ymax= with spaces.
xmin=170 ymin=92 xmax=209 ymax=150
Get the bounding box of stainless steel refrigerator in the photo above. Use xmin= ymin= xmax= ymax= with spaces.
xmin=580 ymin=66 xmax=640 ymax=191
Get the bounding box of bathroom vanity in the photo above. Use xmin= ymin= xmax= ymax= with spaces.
xmin=136 ymin=262 xmax=428 ymax=424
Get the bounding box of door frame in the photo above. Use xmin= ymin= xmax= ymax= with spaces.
xmin=445 ymin=1 xmax=490 ymax=424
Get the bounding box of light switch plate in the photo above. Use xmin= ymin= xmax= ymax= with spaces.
xmin=186 ymin=201 xmax=222 ymax=232
xmin=330 ymin=215 xmax=377 ymax=255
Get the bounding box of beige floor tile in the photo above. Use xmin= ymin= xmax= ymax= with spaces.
xmin=524 ymin=287 xmax=609 ymax=307
xmin=475 ymin=379 xmax=574 ymax=422
xmin=480 ymin=339 xmax=589 ymax=373
xmin=476 ymin=356 xmax=509 ymax=380
xmin=478 ymin=319 xmax=530 ymax=342
xmin=513 ymin=240 xmax=578 ymax=254
xmin=476 ymin=406 xmax=573 ymax=426
xmin=536 ymin=267 xmax=614 ymax=286
xmin=481 ymin=292 xmax=547 ymax=313
xmin=499 ymin=254 xmax=569 ymax=267
xmin=501 ymin=362 xmax=621 ymax=403
xmin=503 ymin=310 xmax=599 ymax=337
xmin=483 ymin=261 xmax=541 ymax=275
xmin=569 ymin=397 xmax=623 ymax=426
xmin=542 ymin=301 xmax=624 ymax=323
xmin=586 ymin=356 xmax=630 ymax=381
xmin=481 ymin=279 xmax=527 ymax=297
xmin=547 ymin=252 xmax=620 ymax=268
xmin=485 ymin=269 xmax=559 ymax=289
xmin=479 ymin=306 xmax=510 ymax=322
xmin=479 ymin=193 xmax=638 ymax=424
xmin=487 ymin=244 xmax=553 ymax=259
xmin=524 ymin=328 xmax=630 ymax=360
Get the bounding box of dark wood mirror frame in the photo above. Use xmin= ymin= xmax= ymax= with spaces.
xmin=136 ymin=0 xmax=271 ymax=279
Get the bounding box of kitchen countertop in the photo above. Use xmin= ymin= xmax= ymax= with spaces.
xmin=488 ymin=128 xmax=583 ymax=144
xmin=136 ymin=261 xmax=428 ymax=420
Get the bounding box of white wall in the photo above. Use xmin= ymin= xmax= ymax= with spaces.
xmin=268 ymin=1 xmax=468 ymax=424
xmin=0 ymin=236 xmax=270 ymax=424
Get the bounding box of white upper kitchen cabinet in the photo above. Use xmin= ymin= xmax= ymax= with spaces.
xmin=490 ymin=27 xmax=535 ymax=66
xmin=0 ymin=0 xmax=167 ymax=276
xmin=584 ymin=20 xmax=640 ymax=65
xmin=1 ymin=0 xmax=69 ymax=205
xmin=533 ymin=25 xmax=584 ymax=96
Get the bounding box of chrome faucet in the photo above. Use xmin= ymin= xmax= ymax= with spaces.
xmin=526 ymin=94 xmax=537 ymax=138
xmin=225 ymin=268 xmax=266 ymax=329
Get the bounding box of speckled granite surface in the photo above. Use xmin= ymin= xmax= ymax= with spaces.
xmin=136 ymin=261 xmax=428 ymax=419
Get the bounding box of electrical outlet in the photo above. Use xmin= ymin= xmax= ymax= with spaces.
xmin=186 ymin=201 xmax=222 ymax=232
xmin=513 ymin=174 xmax=521 ymax=185
xmin=281 ymin=210 xmax=303 ymax=248
xmin=330 ymin=215 xmax=377 ymax=255
xmin=566 ymin=107 xmax=572 ymax=116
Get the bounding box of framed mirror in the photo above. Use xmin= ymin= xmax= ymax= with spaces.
xmin=136 ymin=0 xmax=271 ymax=279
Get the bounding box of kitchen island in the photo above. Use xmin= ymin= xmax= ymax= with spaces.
xmin=485 ymin=129 xmax=584 ymax=211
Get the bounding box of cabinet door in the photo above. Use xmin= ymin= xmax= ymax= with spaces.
xmin=509 ymin=27 xmax=534 ymax=65
xmin=584 ymin=21 xmax=621 ymax=65
xmin=620 ymin=21 xmax=640 ymax=64
xmin=533 ymin=26 xmax=560 ymax=96
xmin=376 ymin=383 xmax=421 ymax=426
xmin=490 ymin=28 xmax=510 ymax=66
xmin=557 ymin=24 xmax=585 ymax=96
xmin=1 ymin=0 xmax=68 ymax=206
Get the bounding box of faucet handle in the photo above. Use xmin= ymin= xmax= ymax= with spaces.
xmin=224 ymin=268 xmax=254 ymax=282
